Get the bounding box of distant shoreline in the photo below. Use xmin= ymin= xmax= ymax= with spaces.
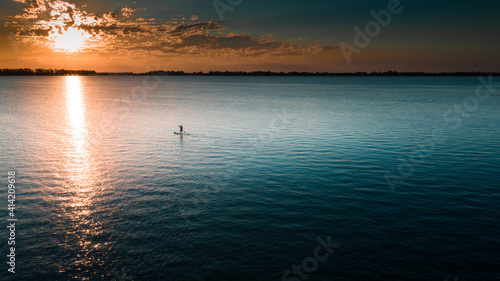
xmin=1 ymin=68 xmax=499 ymax=77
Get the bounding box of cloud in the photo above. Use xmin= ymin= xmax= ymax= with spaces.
xmin=127 ymin=33 xmax=334 ymax=59
xmin=168 ymin=22 xmax=225 ymax=36
xmin=121 ymin=7 xmax=138 ymax=18
xmin=7 ymin=0 xmax=336 ymax=57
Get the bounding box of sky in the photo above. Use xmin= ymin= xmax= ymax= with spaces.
xmin=0 ymin=0 xmax=499 ymax=72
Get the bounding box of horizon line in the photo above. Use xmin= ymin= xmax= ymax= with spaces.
xmin=1 ymin=68 xmax=499 ymax=77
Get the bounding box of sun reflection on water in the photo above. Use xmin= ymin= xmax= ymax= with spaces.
xmin=64 ymin=76 xmax=107 ymax=275
xmin=66 ymin=76 xmax=87 ymax=156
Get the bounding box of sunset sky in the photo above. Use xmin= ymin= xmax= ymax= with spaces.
xmin=0 ymin=0 xmax=499 ymax=72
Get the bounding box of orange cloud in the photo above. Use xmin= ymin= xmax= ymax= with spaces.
xmin=7 ymin=0 xmax=335 ymax=56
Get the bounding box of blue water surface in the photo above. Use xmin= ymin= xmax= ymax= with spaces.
xmin=0 ymin=76 xmax=499 ymax=280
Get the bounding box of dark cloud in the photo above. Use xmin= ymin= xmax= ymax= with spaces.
xmin=122 ymin=33 xmax=334 ymax=58
xmin=173 ymin=34 xmax=277 ymax=50
xmin=168 ymin=22 xmax=224 ymax=36
xmin=78 ymin=24 xmax=150 ymax=36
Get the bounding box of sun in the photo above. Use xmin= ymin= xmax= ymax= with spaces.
xmin=50 ymin=27 xmax=91 ymax=53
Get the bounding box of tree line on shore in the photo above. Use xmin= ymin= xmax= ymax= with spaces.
xmin=154 ymin=70 xmax=499 ymax=76
xmin=1 ymin=68 xmax=498 ymax=76
xmin=0 ymin=68 xmax=97 ymax=76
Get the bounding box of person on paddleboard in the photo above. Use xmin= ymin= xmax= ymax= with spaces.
xmin=178 ymin=125 xmax=183 ymax=133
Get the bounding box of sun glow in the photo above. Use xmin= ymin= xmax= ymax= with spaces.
xmin=50 ymin=27 xmax=91 ymax=52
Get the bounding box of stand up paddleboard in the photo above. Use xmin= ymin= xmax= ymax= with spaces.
xmin=174 ymin=132 xmax=190 ymax=135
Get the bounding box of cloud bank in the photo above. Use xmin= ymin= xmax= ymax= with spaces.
xmin=6 ymin=0 xmax=335 ymax=58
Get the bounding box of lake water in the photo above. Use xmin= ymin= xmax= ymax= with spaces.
xmin=0 ymin=76 xmax=499 ymax=280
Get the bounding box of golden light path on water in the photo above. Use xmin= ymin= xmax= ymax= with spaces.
xmin=66 ymin=76 xmax=87 ymax=156
xmin=64 ymin=76 xmax=105 ymax=275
